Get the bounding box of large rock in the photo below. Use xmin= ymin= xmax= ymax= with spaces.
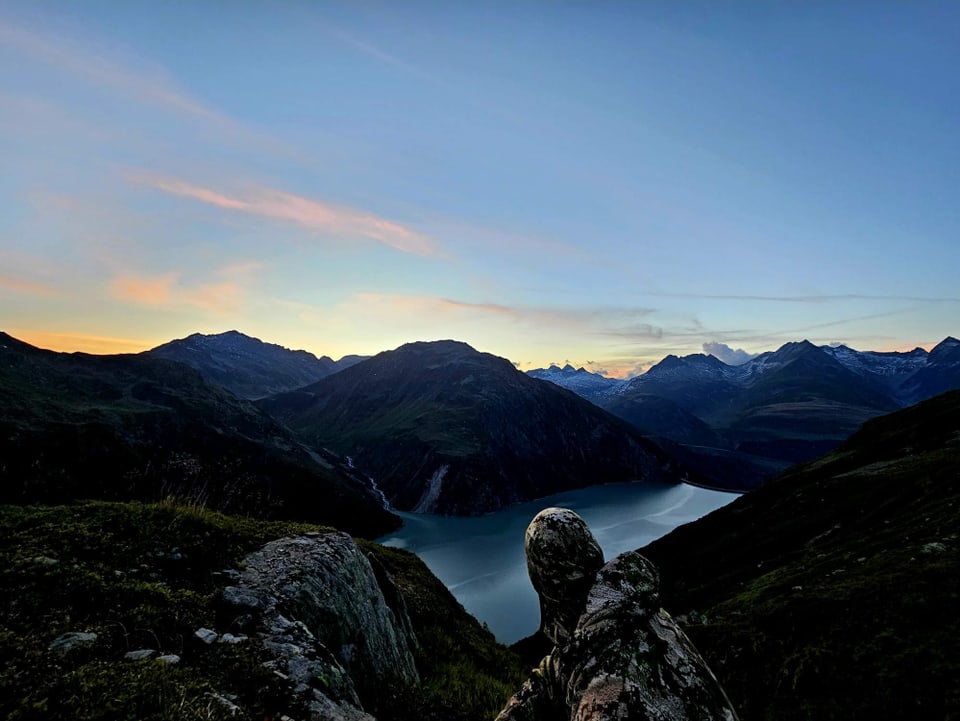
xmin=224 ymin=531 xmax=419 ymax=719
xmin=48 ymin=631 xmax=97 ymax=656
xmin=500 ymin=508 xmax=738 ymax=721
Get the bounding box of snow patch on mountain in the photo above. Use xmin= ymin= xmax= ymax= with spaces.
xmin=527 ymin=365 xmax=624 ymax=400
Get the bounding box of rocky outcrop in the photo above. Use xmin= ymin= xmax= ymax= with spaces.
xmin=524 ymin=508 xmax=604 ymax=645
xmin=221 ymin=531 xmax=419 ymax=720
xmin=499 ymin=508 xmax=738 ymax=721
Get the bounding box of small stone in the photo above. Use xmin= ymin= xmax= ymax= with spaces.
xmin=125 ymin=649 xmax=156 ymax=661
xmin=222 ymin=586 xmax=262 ymax=610
xmin=921 ymin=542 xmax=947 ymax=555
xmin=32 ymin=556 xmax=59 ymax=566
xmin=195 ymin=627 xmax=218 ymax=644
xmin=49 ymin=631 xmax=97 ymax=655
xmin=218 ymin=633 xmax=248 ymax=644
xmin=208 ymin=693 xmax=241 ymax=716
xmin=157 ymin=654 xmax=181 ymax=664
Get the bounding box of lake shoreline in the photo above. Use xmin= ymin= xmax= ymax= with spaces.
xmin=377 ymin=481 xmax=738 ymax=643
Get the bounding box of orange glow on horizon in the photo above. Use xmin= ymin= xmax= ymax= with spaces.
xmin=5 ymin=329 xmax=157 ymax=355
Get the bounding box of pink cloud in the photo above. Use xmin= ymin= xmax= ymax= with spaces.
xmin=111 ymin=272 xmax=178 ymax=306
xmin=110 ymin=268 xmax=249 ymax=315
xmin=133 ymin=175 xmax=436 ymax=256
xmin=0 ymin=274 xmax=58 ymax=297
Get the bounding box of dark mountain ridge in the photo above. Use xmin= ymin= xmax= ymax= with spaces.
xmin=146 ymin=330 xmax=365 ymax=399
xmin=259 ymin=340 xmax=689 ymax=515
xmin=0 ymin=332 xmax=396 ymax=536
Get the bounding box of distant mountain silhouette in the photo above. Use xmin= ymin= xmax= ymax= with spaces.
xmin=642 ymin=388 xmax=960 ymax=720
xmin=147 ymin=330 xmax=365 ymax=399
xmin=259 ymin=340 xmax=689 ymax=515
xmin=526 ymin=364 xmax=622 ymax=405
xmin=0 ymin=332 xmax=396 ymax=537
xmin=531 ymin=338 xmax=960 ymax=490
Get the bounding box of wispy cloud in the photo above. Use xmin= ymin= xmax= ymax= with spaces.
xmin=640 ymin=291 xmax=960 ymax=304
xmin=110 ymin=263 xmax=261 ymax=315
xmin=0 ymin=273 xmax=58 ymax=297
xmin=348 ymin=292 xmax=657 ymax=329
xmin=132 ymin=174 xmax=437 ymax=256
xmin=0 ymin=18 xmax=293 ymax=157
xmin=318 ymin=19 xmax=523 ymax=128
xmin=0 ymin=19 xmax=220 ymax=122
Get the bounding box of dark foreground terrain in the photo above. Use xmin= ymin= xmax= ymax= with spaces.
xmin=0 ymin=501 xmax=524 ymax=721
xmin=642 ymin=389 xmax=960 ymax=720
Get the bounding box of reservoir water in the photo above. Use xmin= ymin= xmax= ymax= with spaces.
xmin=377 ymin=481 xmax=737 ymax=643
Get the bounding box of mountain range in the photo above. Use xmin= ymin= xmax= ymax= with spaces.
xmin=2 ymin=326 xmax=958 ymax=719
xmin=0 ymin=332 xmax=395 ymax=536
xmin=530 ymin=337 xmax=960 ymax=489
xmin=147 ymin=330 xmax=366 ymax=399
xmin=258 ymin=340 xmax=687 ymax=515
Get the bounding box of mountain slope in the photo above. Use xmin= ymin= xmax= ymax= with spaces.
xmin=0 ymin=332 xmax=397 ymax=537
xmin=641 ymin=389 xmax=960 ymax=720
xmin=259 ymin=340 xmax=688 ymax=515
xmin=147 ymin=330 xmax=364 ymax=399
xmin=897 ymin=336 xmax=960 ymax=404
xmin=526 ymin=364 xmax=623 ymax=404
xmin=723 ymin=341 xmax=899 ymax=465
xmin=616 ymin=352 xmax=743 ymax=418
xmin=598 ymin=340 xmax=943 ymax=489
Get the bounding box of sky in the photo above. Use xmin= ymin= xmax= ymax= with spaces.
xmin=1 ymin=1 xmax=957 ymax=377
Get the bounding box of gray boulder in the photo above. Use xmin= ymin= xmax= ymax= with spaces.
xmin=124 ymin=648 xmax=156 ymax=661
xmin=228 ymin=531 xmax=419 ymax=719
xmin=499 ymin=508 xmax=738 ymax=721
xmin=49 ymin=631 xmax=97 ymax=656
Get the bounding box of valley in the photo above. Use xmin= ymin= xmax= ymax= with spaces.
xmin=1 ymin=328 xmax=957 ymax=721
xmin=378 ymin=480 xmax=736 ymax=643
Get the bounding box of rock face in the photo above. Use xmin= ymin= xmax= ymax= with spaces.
xmin=222 ymin=532 xmax=419 ymax=720
xmin=499 ymin=508 xmax=738 ymax=721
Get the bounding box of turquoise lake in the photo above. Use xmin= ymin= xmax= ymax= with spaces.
xmin=378 ymin=481 xmax=738 ymax=643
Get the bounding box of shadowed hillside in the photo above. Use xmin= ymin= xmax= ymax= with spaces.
xmin=146 ymin=330 xmax=366 ymax=399
xmin=641 ymin=389 xmax=960 ymax=720
xmin=260 ymin=340 xmax=690 ymax=515
xmin=0 ymin=332 xmax=396 ymax=537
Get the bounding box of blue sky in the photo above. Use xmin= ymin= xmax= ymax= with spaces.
xmin=1 ymin=1 xmax=957 ymax=375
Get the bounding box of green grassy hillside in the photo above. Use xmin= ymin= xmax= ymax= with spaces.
xmin=0 ymin=501 xmax=524 ymax=721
